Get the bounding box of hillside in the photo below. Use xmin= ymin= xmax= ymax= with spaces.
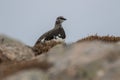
xmin=0 ymin=34 xmax=120 ymax=80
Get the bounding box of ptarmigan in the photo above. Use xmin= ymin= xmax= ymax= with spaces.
xmin=33 ymin=16 xmax=67 ymax=55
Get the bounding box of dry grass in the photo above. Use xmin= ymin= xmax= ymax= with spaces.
xmin=33 ymin=41 xmax=63 ymax=55
xmin=77 ymin=35 xmax=120 ymax=43
xmin=0 ymin=59 xmax=52 ymax=79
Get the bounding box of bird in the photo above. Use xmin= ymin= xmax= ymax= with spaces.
xmin=35 ymin=16 xmax=66 ymax=44
xmin=33 ymin=16 xmax=67 ymax=55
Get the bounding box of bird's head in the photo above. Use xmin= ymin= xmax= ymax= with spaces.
xmin=56 ymin=16 xmax=67 ymax=23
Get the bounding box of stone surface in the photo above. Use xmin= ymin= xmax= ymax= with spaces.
xmin=0 ymin=34 xmax=120 ymax=80
xmin=0 ymin=35 xmax=34 ymax=62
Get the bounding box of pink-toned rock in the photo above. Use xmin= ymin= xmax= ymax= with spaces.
xmin=0 ymin=34 xmax=120 ymax=80
xmin=0 ymin=35 xmax=34 ymax=62
xmin=45 ymin=41 xmax=120 ymax=80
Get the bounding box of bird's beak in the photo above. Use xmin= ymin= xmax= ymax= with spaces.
xmin=64 ymin=18 xmax=67 ymax=20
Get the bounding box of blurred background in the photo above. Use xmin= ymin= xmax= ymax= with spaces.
xmin=0 ymin=0 xmax=120 ymax=46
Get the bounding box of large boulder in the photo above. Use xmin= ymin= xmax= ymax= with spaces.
xmin=0 ymin=35 xmax=120 ymax=80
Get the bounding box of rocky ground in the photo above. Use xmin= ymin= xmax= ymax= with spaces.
xmin=0 ymin=34 xmax=120 ymax=80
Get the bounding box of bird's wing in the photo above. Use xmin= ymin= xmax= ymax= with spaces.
xmin=35 ymin=28 xmax=56 ymax=44
xmin=35 ymin=27 xmax=66 ymax=44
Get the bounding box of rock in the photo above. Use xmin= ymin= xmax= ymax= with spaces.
xmin=0 ymin=35 xmax=34 ymax=62
xmin=4 ymin=69 xmax=49 ymax=80
xmin=45 ymin=41 xmax=120 ymax=80
xmin=0 ymin=34 xmax=120 ymax=80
